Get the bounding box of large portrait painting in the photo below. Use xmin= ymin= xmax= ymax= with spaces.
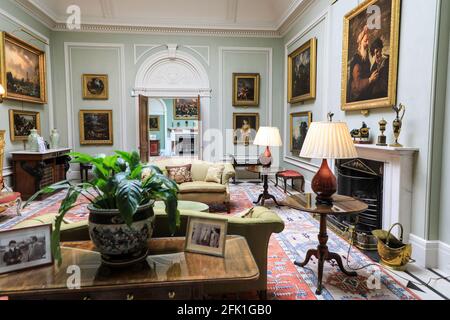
xmin=9 ymin=109 xmax=41 ymax=142
xmin=288 ymin=38 xmax=317 ymax=104
xmin=233 ymin=113 xmax=259 ymax=146
xmin=341 ymin=0 xmax=401 ymax=111
xmin=233 ymin=73 xmax=260 ymax=107
xmin=79 ymin=110 xmax=113 ymax=145
xmin=174 ymin=98 xmax=200 ymax=120
xmin=0 ymin=32 xmax=47 ymax=104
xmin=290 ymin=112 xmax=312 ymax=154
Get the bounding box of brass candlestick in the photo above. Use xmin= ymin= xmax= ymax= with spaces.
xmin=390 ymin=104 xmax=406 ymax=147
xmin=377 ymin=118 xmax=388 ymax=146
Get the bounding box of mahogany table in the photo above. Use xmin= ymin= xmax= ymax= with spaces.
xmin=282 ymin=193 xmax=368 ymax=295
xmin=246 ymin=166 xmax=284 ymax=206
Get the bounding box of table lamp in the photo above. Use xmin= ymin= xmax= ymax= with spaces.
xmin=300 ymin=115 xmax=357 ymax=205
xmin=0 ymin=84 xmax=5 ymax=103
xmin=254 ymin=127 xmax=283 ymax=167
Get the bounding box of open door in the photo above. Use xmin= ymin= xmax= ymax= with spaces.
xmin=138 ymin=95 xmax=149 ymax=162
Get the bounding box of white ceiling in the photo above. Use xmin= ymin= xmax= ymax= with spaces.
xmin=17 ymin=0 xmax=310 ymax=35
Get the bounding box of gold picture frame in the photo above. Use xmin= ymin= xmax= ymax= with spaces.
xmin=79 ymin=110 xmax=113 ymax=145
xmin=233 ymin=113 xmax=260 ymax=145
xmin=288 ymin=38 xmax=317 ymax=104
xmin=149 ymin=115 xmax=160 ymax=131
xmin=232 ymin=73 xmax=260 ymax=107
xmin=9 ymin=109 xmax=41 ymax=142
xmin=185 ymin=217 xmax=228 ymax=257
xmin=173 ymin=98 xmax=200 ymax=120
xmin=0 ymin=32 xmax=47 ymax=104
xmin=82 ymin=74 xmax=109 ymax=100
xmin=290 ymin=112 xmax=312 ymax=154
xmin=341 ymin=0 xmax=401 ymax=112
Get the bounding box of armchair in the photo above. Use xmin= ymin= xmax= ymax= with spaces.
xmin=0 ymin=130 xmax=21 ymax=216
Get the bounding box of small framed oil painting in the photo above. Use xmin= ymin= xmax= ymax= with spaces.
xmin=0 ymin=32 xmax=47 ymax=104
xmin=233 ymin=113 xmax=259 ymax=146
xmin=174 ymin=98 xmax=200 ymax=120
xmin=9 ymin=109 xmax=41 ymax=142
xmin=290 ymin=112 xmax=312 ymax=154
xmin=0 ymin=224 xmax=53 ymax=275
xmin=82 ymin=74 xmax=108 ymax=100
xmin=288 ymin=38 xmax=317 ymax=104
xmin=79 ymin=110 xmax=113 ymax=145
xmin=341 ymin=0 xmax=401 ymax=111
xmin=149 ymin=116 xmax=160 ymax=131
xmin=233 ymin=73 xmax=260 ymax=107
xmin=185 ymin=217 xmax=228 ymax=257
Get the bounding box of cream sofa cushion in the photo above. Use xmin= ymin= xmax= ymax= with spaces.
xmin=205 ymin=165 xmax=225 ymax=184
xmin=178 ymin=181 xmax=227 ymax=194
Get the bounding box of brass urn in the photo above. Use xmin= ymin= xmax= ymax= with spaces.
xmin=390 ymin=104 xmax=406 ymax=148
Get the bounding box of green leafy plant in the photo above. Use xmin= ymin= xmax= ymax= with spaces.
xmin=25 ymin=151 xmax=179 ymax=265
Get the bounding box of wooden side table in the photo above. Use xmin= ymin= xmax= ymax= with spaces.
xmin=282 ymin=193 xmax=368 ymax=295
xmin=246 ymin=166 xmax=283 ymax=206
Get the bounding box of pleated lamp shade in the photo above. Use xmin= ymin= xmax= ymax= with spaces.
xmin=254 ymin=127 xmax=283 ymax=147
xmin=300 ymin=122 xmax=357 ymax=159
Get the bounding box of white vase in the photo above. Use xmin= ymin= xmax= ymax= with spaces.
xmin=50 ymin=129 xmax=60 ymax=149
xmin=27 ymin=129 xmax=40 ymax=152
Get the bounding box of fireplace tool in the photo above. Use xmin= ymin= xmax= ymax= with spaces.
xmin=372 ymin=223 xmax=412 ymax=271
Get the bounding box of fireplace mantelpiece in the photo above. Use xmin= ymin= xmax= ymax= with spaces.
xmin=342 ymin=144 xmax=419 ymax=242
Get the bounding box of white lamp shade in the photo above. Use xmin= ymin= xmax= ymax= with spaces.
xmin=0 ymin=84 xmax=5 ymax=95
xmin=300 ymin=121 xmax=357 ymax=159
xmin=253 ymin=127 xmax=283 ymax=147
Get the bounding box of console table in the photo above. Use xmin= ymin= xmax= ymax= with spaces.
xmin=9 ymin=148 xmax=71 ymax=200
xmin=0 ymin=236 xmax=259 ymax=300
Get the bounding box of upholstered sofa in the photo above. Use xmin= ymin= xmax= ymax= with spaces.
xmin=150 ymin=159 xmax=235 ymax=212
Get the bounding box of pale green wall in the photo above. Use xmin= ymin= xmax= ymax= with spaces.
xmin=0 ymin=0 xmax=51 ymax=184
xmin=277 ymin=0 xmax=447 ymax=244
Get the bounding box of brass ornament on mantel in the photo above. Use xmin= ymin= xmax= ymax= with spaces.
xmin=390 ymin=103 xmax=406 ymax=147
xmin=377 ymin=118 xmax=388 ymax=146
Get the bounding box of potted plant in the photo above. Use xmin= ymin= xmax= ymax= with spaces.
xmin=26 ymin=151 xmax=179 ymax=266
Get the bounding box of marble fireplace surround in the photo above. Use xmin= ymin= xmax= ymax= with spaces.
xmin=349 ymin=144 xmax=419 ymax=242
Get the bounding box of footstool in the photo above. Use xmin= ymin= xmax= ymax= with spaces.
xmin=275 ymin=170 xmax=305 ymax=193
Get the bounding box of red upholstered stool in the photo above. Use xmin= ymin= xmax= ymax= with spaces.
xmin=275 ymin=170 xmax=305 ymax=193
xmin=0 ymin=192 xmax=22 ymax=216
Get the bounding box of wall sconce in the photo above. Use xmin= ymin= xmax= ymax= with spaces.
xmin=0 ymin=84 xmax=5 ymax=103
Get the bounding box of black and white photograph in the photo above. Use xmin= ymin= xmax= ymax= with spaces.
xmin=185 ymin=217 xmax=227 ymax=257
xmin=0 ymin=224 xmax=52 ymax=275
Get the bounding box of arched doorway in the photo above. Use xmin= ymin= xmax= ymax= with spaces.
xmin=133 ymin=45 xmax=211 ymax=160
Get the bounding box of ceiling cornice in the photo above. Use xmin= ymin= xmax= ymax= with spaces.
xmin=14 ymin=0 xmax=315 ymax=38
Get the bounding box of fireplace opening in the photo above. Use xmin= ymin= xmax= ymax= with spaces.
xmin=332 ymin=158 xmax=384 ymax=250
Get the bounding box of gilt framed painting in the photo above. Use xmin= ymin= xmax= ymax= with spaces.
xmin=149 ymin=116 xmax=160 ymax=131
xmin=290 ymin=112 xmax=312 ymax=154
xmin=288 ymin=38 xmax=317 ymax=104
xmin=79 ymin=110 xmax=113 ymax=145
xmin=174 ymin=98 xmax=200 ymax=120
xmin=9 ymin=109 xmax=41 ymax=142
xmin=82 ymin=74 xmax=108 ymax=100
xmin=0 ymin=32 xmax=47 ymax=104
xmin=341 ymin=0 xmax=401 ymax=112
xmin=233 ymin=113 xmax=259 ymax=146
xmin=233 ymin=73 xmax=260 ymax=107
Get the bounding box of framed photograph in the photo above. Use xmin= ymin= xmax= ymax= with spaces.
xmin=341 ymin=0 xmax=401 ymax=111
xmin=288 ymin=38 xmax=317 ymax=104
xmin=8 ymin=109 xmax=41 ymax=142
xmin=232 ymin=73 xmax=260 ymax=107
xmin=0 ymin=224 xmax=52 ymax=275
xmin=185 ymin=217 xmax=228 ymax=257
xmin=174 ymin=98 xmax=200 ymax=120
xmin=290 ymin=112 xmax=312 ymax=154
xmin=233 ymin=113 xmax=260 ymax=145
xmin=149 ymin=115 xmax=160 ymax=131
xmin=79 ymin=110 xmax=113 ymax=145
xmin=0 ymin=32 xmax=47 ymax=104
xmin=82 ymin=74 xmax=108 ymax=100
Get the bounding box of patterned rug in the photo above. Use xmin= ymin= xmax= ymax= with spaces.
xmin=0 ymin=182 xmax=419 ymax=300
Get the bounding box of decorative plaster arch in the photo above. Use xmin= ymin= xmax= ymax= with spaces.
xmin=133 ymin=46 xmax=211 ymax=160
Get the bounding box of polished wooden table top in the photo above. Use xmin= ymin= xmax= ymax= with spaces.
xmin=246 ymin=165 xmax=284 ymax=175
xmin=282 ymin=193 xmax=368 ymax=215
xmin=0 ymin=236 xmax=259 ymax=296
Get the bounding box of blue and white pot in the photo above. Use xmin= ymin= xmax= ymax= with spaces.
xmin=87 ymin=201 xmax=155 ymax=266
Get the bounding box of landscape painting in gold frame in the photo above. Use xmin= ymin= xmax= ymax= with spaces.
xmin=79 ymin=110 xmax=113 ymax=145
xmin=9 ymin=109 xmax=41 ymax=142
xmin=341 ymin=0 xmax=401 ymax=112
xmin=288 ymin=38 xmax=317 ymax=104
xmin=290 ymin=111 xmax=312 ymax=154
xmin=0 ymin=32 xmax=47 ymax=104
